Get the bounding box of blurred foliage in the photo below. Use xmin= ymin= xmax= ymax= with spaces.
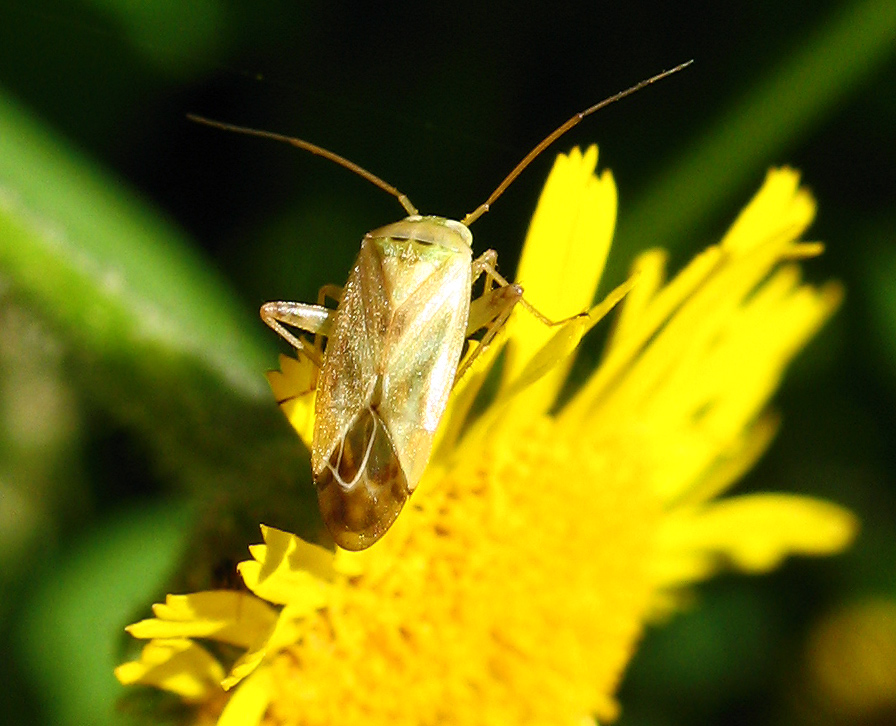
xmin=0 ymin=0 xmax=894 ymax=724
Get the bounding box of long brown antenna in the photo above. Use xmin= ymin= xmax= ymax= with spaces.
xmin=186 ymin=114 xmax=419 ymax=216
xmin=461 ymin=59 xmax=693 ymax=226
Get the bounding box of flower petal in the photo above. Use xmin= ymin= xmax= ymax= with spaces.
xmin=501 ymin=145 xmax=616 ymax=413
xmin=125 ymin=591 xmax=278 ymax=649
xmin=238 ymin=525 xmax=337 ymax=607
xmin=218 ymin=666 xmax=272 ymax=726
xmin=721 ymin=167 xmax=816 ymax=253
xmin=265 ymin=353 xmax=316 ymax=449
xmin=656 ymin=493 xmax=858 ymax=578
xmin=493 ymin=276 xmax=636 ymax=416
xmin=221 ymin=605 xmax=310 ymax=690
xmin=561 ymin=244 xmax=723 ymax=425
xmin=513 ymin=145 xmax=616 ymax=320
xmin=114 ymin=638 xmax=225 ymax=701
xmin=562 ymin=170 xmax=841 ymax=506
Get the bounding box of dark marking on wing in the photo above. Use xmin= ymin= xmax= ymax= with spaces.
xmin=315 ymin=403 xmax=409 ymax=550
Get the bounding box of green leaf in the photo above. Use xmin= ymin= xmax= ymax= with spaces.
xmin=18 ymin=502 xmax=193 ymax=726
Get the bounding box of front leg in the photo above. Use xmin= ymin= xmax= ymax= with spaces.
xmin=475 ymin=250 xmax=584 ymax=327
xmin=260 ymin=300 xmax=336 ymax=368
xmin=455 ymin=250 xmax=523 ymax=381
xmin=458 ymin=249 xmax=589 ymax=381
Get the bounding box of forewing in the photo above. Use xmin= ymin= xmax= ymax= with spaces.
xmin=311 ymin=237 xmax=389 ymax=474
xmin=380 ymin=253 xmax=472 ymax=488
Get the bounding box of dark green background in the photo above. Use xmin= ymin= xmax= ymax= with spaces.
xmin=1 ymin=1 xmax=894 ymax=724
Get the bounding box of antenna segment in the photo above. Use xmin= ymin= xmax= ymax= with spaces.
xmin=461 ymin=60 xmax=693 ymax=225
xmin=186 ymin=114 xmax=419 ymax=216
xmin=188 ymin=59 xmax=693 ymax=226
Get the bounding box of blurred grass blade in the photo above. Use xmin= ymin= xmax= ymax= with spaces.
xmin=617 ymin=0 xmax=896 ymax=256
xmin=864 ymin=227 xmax=896 ymax=386
xmin=0 ymin=88 xmax=268 ymax=399
xmin=0 ymin=88 xmax=318 ymax=515
xmin=79 ymin=0 xmax=230 ymax=74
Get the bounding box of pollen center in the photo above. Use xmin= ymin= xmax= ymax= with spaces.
xmin=273 ymin=417 xmax=662 ymax=725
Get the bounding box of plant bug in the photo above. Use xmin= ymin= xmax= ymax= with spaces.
xmin=190 ymin=61 xmax=691 ymax=550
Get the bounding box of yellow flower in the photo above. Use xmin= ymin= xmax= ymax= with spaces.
xmin=116 ymin=146 xmax=857 ymax=726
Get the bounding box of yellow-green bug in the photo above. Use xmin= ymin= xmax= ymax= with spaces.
xmin=191 ymin=62 xmax=690 ymax=550
xmin=260 ymin=215 xmax=520 ymax=550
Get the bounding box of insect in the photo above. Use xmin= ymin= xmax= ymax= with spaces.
xmin=190 ymin=61 xmax=691 ymax=550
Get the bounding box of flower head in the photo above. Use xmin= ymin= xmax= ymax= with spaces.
xmin=116 ymin=146 xmax=856 ymax=725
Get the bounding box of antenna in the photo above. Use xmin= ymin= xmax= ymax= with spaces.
xmin=186 ymin=114 xmax=419 ymax=216
xmin=187 ymin=59 xmax=692 ymax=225
xmin=461 ymin=59 xmax=693 ymax=225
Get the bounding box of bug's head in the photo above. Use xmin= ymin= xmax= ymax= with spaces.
xmin=366 ymin=215 xmax=473 ymax=253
